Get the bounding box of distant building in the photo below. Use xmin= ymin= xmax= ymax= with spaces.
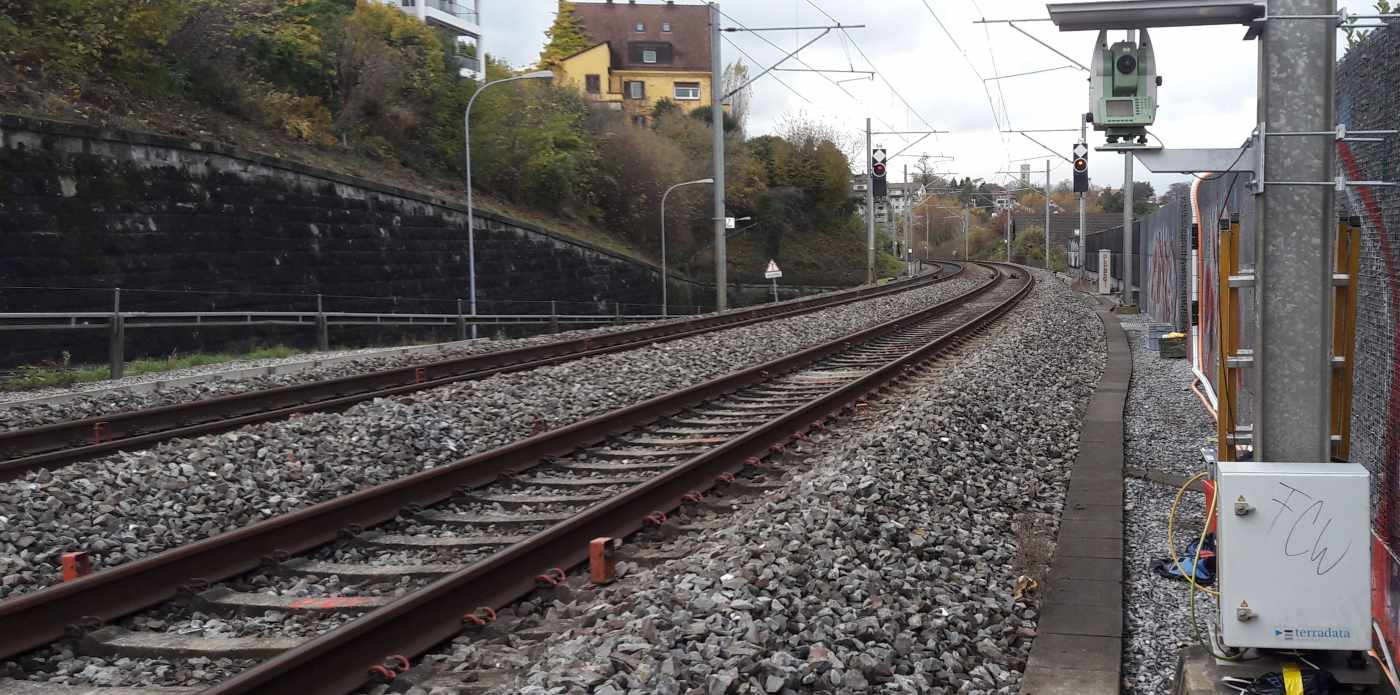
xmin=384 ymin=0 xmax=484 ymax=79
xmin=553 ymin=1 xmax=714 ymax=126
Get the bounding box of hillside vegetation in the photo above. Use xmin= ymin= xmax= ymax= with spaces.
xmin=0 ymin=0 xmax=894 ymax=285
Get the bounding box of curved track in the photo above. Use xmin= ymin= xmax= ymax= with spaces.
xmin=0 ymin=264 xmax=961 ymax=480
xmin=0 ymin=262 xmax=1030 ymax=695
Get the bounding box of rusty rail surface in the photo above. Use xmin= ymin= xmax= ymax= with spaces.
xmin=0 ymin=264 xmax=1029 ymax=692
xmin=0 ymin=263 xmax=962 ymax=480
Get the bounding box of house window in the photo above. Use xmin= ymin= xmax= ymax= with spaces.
xmin=626 ymin=81 xmax=645 ymax=99
xmin=627 ymin=42 xmax=673 ymax=65
xmin=585 ymin=74 xmax=601 ymax=94
xmin=673 ymin=82 xmax=701 ymax=100
xmin=662 ymin=21 xmax=672 ymax=32
xmin=634 ymin=21 xmax=645 ymax=31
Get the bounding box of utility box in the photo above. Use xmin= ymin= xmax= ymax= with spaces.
xmin=1215 ymin=462 xmax=1371 ymax=650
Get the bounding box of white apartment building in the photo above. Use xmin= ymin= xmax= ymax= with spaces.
xmin=386 ymin=0 xmax=484 ymax=79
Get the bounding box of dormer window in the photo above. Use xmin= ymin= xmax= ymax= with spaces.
xmin=662 ymin=21 xmax=672 ymax=32
xmin=634 ymin=21 xmax=645 ymax=31
xmin=642 ymin=49 xmax=657 ymax=64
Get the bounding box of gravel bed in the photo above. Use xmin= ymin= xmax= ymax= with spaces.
xmin=0 ymin=318 xmax=671 ymax=431
xmin=421 ymin=272 xmax=1106 ymax=694
xmin=1119 ymin=315 xmax=1216 ymax=695
xmin=0 ymin=342 xmax=467 ymax=407
xmin=0 ymin=274 xmax=953 ymax=430
xmin=0 ymin=269 xmax=993 ymax=601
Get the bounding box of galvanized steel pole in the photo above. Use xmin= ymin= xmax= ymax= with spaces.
xmin=1045 ymin=159 xmax=1051 ymax=270
xmin=1121 ymin=31 xmax=1136 ymax=305
xmin=710 ymin=2 xmax=728 ymax=311
xmin=1079 ymin=115 xmax=1088 ymax=281
xmin=866 ymin=118 xmax=875 ymax=284
xmin=1253 ymin=0 xmax=1337 ymax=462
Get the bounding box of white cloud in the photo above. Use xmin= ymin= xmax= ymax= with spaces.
xmin=485 ymin=0 xmax=1376 ymax=194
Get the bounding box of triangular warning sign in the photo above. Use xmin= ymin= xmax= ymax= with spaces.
xmin=766 ymin=259 xmax=780 ymax=273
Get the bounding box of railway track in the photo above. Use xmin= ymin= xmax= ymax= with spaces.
xmin=0 ymin=264 xmax=962 ymax=481
xmin=0 ymin=263 xmax=1030 ymax=695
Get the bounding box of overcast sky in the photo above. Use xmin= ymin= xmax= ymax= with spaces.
xmin=484 ymin=0 xmax=1375 ymax=194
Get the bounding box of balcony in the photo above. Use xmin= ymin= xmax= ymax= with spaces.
xmin=426 ymin=0 xmax=478 ymax=24
xmin=393 ymin=0 xmax=480 ymax=37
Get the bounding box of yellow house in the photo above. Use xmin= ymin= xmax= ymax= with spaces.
xmin=552 ymin=2 xmax=715 ymax=127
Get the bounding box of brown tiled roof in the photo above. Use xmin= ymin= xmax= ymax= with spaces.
xmin=571 ymin=1 xmax=711 ymax=71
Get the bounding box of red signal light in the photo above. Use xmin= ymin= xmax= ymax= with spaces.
xmin=872 ymin=162 xmax=886 ymax=177
xmin=1073 ymin=157 xmax=1087 ymax=172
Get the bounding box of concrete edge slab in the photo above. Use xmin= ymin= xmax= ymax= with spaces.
xmin=1024 ymin=305 xmax=1129 ymax=695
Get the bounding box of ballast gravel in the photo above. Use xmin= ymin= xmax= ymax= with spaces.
xmin=0 ymin=315 xmax=669 ymax=430
xmin=0 ymin=269 xmax=992 ymax=600
xmin=1118 ymin=315 xmax=1216 ymax=695
xmin=423 ymin=273 xmax=1107 ymax=694
xmin=0 ymin=275 xmax=955 ymax=430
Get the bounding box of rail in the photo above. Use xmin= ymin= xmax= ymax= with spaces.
xmin=0 ymin=263 xmax=963 ymax=479
xmin=0 ymin=263 xmax=1028 ymax=691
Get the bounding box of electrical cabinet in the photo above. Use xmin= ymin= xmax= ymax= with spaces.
xmin=1215 ymin=462 xmax=1371 ymax=650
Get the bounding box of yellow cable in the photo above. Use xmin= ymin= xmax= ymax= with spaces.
xmin=1167 ymin=471 xmax=1220 ymax=598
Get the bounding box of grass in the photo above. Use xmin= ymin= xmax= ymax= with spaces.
xmin=0 ymin=346 xmax=303 ymax=392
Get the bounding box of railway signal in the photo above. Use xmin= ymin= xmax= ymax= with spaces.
xmin=872 ymin=147 xmax=887 ymax=198
xmin=1073 ymin=142 xmax=1089 ymax=193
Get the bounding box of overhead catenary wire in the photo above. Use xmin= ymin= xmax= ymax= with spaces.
xmin=802 ymin=0 xmax=943 ymax=139
xmin=719 ymin=35 xmax=812 ymax=104
xmin=913 ymin=0 xmax=1014 ymax=175
xmin=716 ymin=5 xmax=908 ymax=139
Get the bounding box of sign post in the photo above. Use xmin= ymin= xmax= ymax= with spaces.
xmin=764 ymin=259 xmax=783 ymax=303
xmin=1097 ymin=249 xmax=1112 ymax=295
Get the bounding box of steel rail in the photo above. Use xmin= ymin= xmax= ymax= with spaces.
xmin=208 ymin=264 xmax=1033 ymax=695
xmin=0 ymin=264 xmax=998 ymax=663
xmin=0 ymin=264 xmax=962 ymax=480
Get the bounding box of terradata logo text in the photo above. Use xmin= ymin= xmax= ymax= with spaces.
xmin=1274 ymin=627 xmax=1352 ymax=640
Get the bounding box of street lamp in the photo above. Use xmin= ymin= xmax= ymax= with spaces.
xmin=660 ymin=177 xmax=714 ymax=317
xmin=463 ymin=69 xmax=553 ymax=336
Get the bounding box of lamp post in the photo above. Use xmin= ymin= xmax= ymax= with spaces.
xmin=660 ymin=177 xmax=714 ymax=317
xmin=463 ymin=69 xmax=553 ymax=337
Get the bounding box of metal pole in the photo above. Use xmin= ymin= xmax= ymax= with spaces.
xmin=463 ymin=71 xmax=550 ymax=339
xmin=1121 ymin=30 xmax=1136 ymax=305
xmin=316 ymin=293 xmax=329 ymax=351
xmin=456 ymin=299 xmax=467 ymax=341
xmin=465 ymin=92 xmax=479 ymax=340
xmin=1079 ymin=114 xmax=1088 ymax=281
xmin=1005 ymin=207 xmax=1012 ymax=262
xmin=661 ymin=190 xmax=668 ymax=318
xmin=1254 ymin=0 xmax=1336 ymax=462
xmin=1123 ymin=151 xmax=1134 ymax=304
xmin=710 ymin=2 xmax=728 ymax=311
xmin=963 ymin=207 xmax=969 ymax=260
xmin=866 ymin=118 xmax=875 ymax=284
xmin=1045 ymin=159 xmax=1052 ymax=270
xmin=550 ymin=300 xmax=559 ymax=334
xmin=108 ymin=287 xmax=124 ymax=380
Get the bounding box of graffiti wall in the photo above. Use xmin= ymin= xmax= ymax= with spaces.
xmin=1336 ymin=23 xmax=1400 ymax=652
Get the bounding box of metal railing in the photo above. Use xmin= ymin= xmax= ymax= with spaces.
xmin=1 ymin=289 xmax=681 ymax=380
xmin=426 ymin=0 xmax=478 ymax=23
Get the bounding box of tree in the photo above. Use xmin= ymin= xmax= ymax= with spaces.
xmin=537 ymin=0 xmax=589 ymax=69
xmin=721 ymin=60 xmax=751 ymax=131
xmin=1163 ymin=181 xmax=1191 ymax=204
xmin=1101 ymin=181 xmax=1159 ymax=215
